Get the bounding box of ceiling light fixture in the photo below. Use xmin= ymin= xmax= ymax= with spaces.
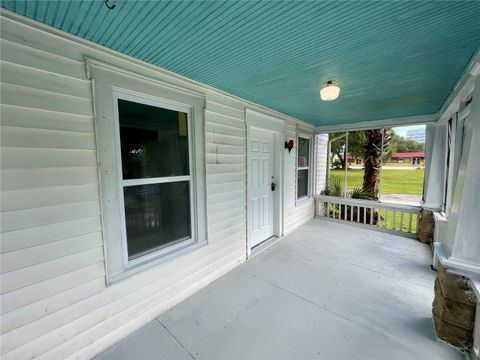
xmin=320 ymin=80 xmax=340 ymax=101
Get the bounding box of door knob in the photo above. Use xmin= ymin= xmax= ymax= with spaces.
xmin=271 ymin=176 xmax=276 ymax=191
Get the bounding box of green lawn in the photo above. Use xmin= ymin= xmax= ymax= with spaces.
xmin=330 ymin=169 xmax=424 ymax=195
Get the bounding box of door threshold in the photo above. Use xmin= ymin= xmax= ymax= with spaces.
xmin=249 ymin=236 xmax=282 ymax=259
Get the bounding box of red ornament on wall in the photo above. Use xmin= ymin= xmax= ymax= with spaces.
xmin=285 ymin=139 xmax=294 ymax=153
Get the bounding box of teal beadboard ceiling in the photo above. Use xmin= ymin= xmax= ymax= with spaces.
xmin=1 ymin=1 xmax=479 ymax=126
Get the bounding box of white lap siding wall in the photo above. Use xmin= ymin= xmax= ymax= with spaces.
xmin=283 ymin=122 xmax=316 ymax=234
xmin=315 ymin=134 xmax=329 ymax=195
xmin=0 ymin=11 xmax=315 ymax=359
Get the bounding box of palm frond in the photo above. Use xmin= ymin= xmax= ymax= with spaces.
xmin=321 ymin=177 xmax=343 ymax=197
xmin=349 ymin=186 xmax=370 ymax=200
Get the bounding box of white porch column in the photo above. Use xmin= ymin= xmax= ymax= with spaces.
xmin=444 ymin=76 xmax=480 ymax=269
xmin=314 ymin=133 xmax=328 ymax=195
xmin=431 ymin=72 xmax=479 ymax=353
xmin=423 ymin=123 xmax=447 ymax=210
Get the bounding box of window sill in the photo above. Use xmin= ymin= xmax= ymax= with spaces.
xmin=296 ymin=196 xmax=312 ymax=207
xmin=106 ymin=239 xmax=208 ymax=286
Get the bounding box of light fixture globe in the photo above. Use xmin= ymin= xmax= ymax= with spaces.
xmin=320 ymin=80 xmax=340 ymax=101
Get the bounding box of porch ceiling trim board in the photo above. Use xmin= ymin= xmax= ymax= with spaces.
xmin=315 ymin=113 xmax=438 ymax=133
xmin=1 ymin=1 xmax=479 ymax=126
xmin=438 ymin=48 xmax=480 ymax=122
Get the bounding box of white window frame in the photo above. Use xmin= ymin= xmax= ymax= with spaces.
xmin=113 ymin=92 xmax=196 ymax=267
xmin=296 ymin=134 xmax=313 ymax=203
xmin=445 ymin=104 xmax=470 ymax=216
xmin=88 ymin=59 xmax=207 ymax=284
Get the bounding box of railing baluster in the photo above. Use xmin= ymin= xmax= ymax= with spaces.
xmin=315 ymin=196 xmax=421 ymax=236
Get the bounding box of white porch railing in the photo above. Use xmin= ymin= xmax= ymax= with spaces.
xmin=315 ymin=195 xmax=421 ymax=238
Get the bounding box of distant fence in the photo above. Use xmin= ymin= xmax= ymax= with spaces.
xmin=315 ymin=195 xmax=421 ymax=238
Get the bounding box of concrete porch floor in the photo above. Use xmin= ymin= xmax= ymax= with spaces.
xmin=96 ymin=219 xmax=462 ymax=360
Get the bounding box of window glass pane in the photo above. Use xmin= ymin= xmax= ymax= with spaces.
xmin=123 ymin=182 xmax=191 ymax=260
xmin=118 ymin=99 xmax=189 ymax=179
xmin=297 ymin=169 xmax=309 ymax=198
xmin=298 ymin=138 xmax=310 ymax=167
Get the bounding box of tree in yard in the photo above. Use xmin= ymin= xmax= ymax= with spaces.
xmin=363 ymin=128 xmax=392 ymax=199
xmin=329 ymin=131 xmax=367 ymax=169
xmin=389 ymin=133 xmax=424 ymax=153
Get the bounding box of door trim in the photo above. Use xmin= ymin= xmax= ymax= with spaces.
xmin=246 ymin=109 xmax=285 ymax=258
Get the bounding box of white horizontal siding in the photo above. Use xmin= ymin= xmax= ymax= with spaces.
xmin=0 ymin=60 xmax=91 ymax=98
xmin=1 ymin=125 xmax=96 ymax=150
xmin=0 ymin=167 xmax=98 ymax=191
xmin=0 ymin=38 xmax=86 ymax=79
xmin=283 ymin=122 xmax=315 ymax=234
xmin=1 ymin=83 xmax=93 ymax=115
xmin=0 ymin=216 xmax=102 ymax=252
xmin=0 ymin=11 xmax=314 ymax=360
xmin=315 ymin=133 xmax=329 ymax=195
xmin=1 ymin=105 xmax=94 ymax=133
xmin=1 ymin=183 xmax=99 ymax=212
xmin=1 ymin=239 xmax=243 ymax=358
xmin=1 ymin=247 xmax=104 ymax=294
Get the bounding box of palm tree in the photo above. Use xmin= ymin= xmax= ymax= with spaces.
xmin=363 ymin=128 xmax=392 ymax=199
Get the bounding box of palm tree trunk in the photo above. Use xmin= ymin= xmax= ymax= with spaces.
xmin=363 ymin=128 xmax=392 ymax=199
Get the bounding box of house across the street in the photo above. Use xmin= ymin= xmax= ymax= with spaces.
xmin=388 ymin=151 xmax=425 ymax=165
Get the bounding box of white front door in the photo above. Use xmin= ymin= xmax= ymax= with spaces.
xmin=249 ymin=128 xmax=275 ymax=247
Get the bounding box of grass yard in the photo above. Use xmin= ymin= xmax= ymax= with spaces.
xmin=330 ymin=168 xmax=424 ymax=195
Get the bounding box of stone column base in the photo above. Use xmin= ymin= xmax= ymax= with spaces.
xmin=432 ymin=264 xmax=477 ymax=348
xmin=418 ymin=209 xmax=434 ymax=244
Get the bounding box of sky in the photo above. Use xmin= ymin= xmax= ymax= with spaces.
xmin=392 ymin=124 xmax=425 ymax=137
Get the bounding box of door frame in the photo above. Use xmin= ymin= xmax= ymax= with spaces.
xmin=246 ymin=109 xmax=285 ymax=257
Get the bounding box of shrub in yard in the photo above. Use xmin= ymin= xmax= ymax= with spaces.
xmin=321 ymin=177 xmax=343 ymax=197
